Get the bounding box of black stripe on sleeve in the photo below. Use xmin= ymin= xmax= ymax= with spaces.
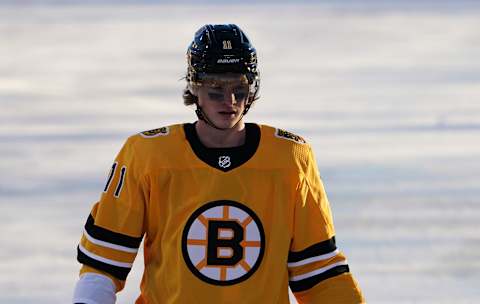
xmin=85 ymin=214 xmax=142 ymax=249
xmin=114 ymin=166 xmax=126 ymax=198
xmin=288 ymin=237 xmax=337 ymax=263
xmin=103 ymin=162 xmax=117 ymax=192
xmin=289 ymin=264 xmax=350 ymax=293
xmin=77 ymin=246 xmax=130 ymax=281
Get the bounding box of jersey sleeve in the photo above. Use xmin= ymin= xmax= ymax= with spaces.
xmin=289 ymin=145 xmax=365 ymax=303
xmin=76 ymin=136 xmax=148 ymax=291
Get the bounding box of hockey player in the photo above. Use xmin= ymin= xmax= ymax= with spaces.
xmin=73 ymin=24 xmax=365 ymax=304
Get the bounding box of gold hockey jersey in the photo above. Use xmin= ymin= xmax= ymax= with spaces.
xmin=76 ymin=123 xmax=364 ymax=303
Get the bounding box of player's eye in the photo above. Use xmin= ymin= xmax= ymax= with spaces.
xmin=233 ymin=92 xmax=247 ymax=101
xmin=208 ymin=92 xmax=224 ymax=101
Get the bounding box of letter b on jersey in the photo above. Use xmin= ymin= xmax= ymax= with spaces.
xmin=207 ymin=220 xmax=243 ymax=266
xmin=182 ymin=200 xmax=265 ymax=286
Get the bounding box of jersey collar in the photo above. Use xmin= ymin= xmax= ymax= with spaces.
xmin=183 ymin=122 xmax=260 ymax=172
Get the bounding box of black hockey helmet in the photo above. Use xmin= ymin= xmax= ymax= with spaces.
xmin=186 ymin=24 xmax=260 ymax=109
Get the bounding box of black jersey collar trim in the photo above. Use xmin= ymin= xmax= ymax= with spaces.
xmin=183 ymin=122 xmax=260 ymax=172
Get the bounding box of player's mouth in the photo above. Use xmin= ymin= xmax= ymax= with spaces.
xmin=218 ymin=111 xmax=236 ymax=117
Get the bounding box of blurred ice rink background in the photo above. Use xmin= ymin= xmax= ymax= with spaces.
xmin=1 ymin=1 xmax=479 ymax=303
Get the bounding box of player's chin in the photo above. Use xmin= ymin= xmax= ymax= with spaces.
xmin=214 ymin=113 xmax=240 ymax=129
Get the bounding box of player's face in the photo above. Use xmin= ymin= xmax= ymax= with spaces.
xmin=195 ymin=74 xmax=249 ymax=129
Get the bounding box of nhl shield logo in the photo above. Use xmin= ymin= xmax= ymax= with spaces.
xmin=218 ymin=156 xmax=231 ymax=168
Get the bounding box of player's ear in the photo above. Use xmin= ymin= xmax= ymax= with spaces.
xmin=188 ymin=83 xmax=200 ymax=96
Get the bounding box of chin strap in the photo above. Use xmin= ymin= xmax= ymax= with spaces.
xmin=195 ymin=103 xmax=245 ymax=131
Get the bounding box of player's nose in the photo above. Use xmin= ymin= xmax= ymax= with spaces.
xmin=223 ymin=91 xmax=237 ymax=105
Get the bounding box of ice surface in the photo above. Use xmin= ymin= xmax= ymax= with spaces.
xmin=1 ymin=2 xmax=479 ymax=303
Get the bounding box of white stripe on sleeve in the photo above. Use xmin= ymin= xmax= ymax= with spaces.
xmin=83 ymin=229 xmax=139 ymax=253
xmin=78 ymin=244 xmax=133 ymax=268
xmin=289 ymin=260 xmax=348 ymax=282
xmin=287 ymin=249 xmax=340 ymax=268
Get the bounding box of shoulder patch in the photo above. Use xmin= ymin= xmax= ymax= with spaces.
xmin=275 ymin=128 xmax=306 ymax=144
xmin=140 ymin=126 xmax=170 ymax=138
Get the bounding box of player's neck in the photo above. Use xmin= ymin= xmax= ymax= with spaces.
xmin=195 ymin=120 xmax=246 ymax=148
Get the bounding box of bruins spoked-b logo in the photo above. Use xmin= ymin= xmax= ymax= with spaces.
xmin=182 ymin=200 xmax=265 ymax=286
